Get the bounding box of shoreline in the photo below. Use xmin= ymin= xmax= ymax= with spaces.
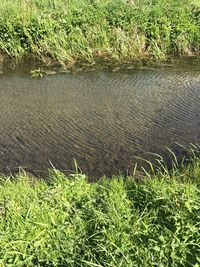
xmin=1 ymin=53 xmax=200 ymax=74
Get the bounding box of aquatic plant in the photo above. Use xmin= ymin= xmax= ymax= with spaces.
xmin=30 ymin=68 xmax=44 ymax=77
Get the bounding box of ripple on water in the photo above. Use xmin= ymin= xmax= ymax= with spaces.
xmin=0 ymin=68 xmax=200 ymax=178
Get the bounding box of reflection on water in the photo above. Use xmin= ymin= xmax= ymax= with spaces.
xmin=0 ymin=62 xmax=200 ymax=179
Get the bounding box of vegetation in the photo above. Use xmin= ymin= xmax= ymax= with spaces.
xmin=0 ymin=157 xmax=200 ymax=266
xmin=0 ymin=0 xmax=199 ymax=66
xmin=0 ymin=1 xmax=200 ymax=265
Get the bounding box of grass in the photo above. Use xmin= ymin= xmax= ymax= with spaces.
xmin=0 ymin=0 xmax=199 ymax=66
xmin=0 ymin=157 xmax=200 ymax=266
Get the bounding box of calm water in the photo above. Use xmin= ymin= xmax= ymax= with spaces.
xmin=0 ymin=61 xmax=200 ymax=179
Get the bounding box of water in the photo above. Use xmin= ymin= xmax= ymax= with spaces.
xmin=0 ymin=60 xmax=200 ymax=179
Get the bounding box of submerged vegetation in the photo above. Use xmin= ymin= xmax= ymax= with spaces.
xmin=0 ymin=157 xmax=200 ymax=266
xmin=0 ymin=0 xmax=199 ymax=66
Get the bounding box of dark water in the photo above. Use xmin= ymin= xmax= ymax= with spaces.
xmin=0 ymin=61 xmax=200 ymax=179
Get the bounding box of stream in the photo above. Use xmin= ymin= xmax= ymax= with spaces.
xmin=0 ymin=59 xmax=200 ymax=179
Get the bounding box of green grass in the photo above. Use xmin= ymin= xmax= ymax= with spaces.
xmin=0 ymin=158 xmax=200 ymax=266
xmin=0 ymin=0 xmax=199 ymax=66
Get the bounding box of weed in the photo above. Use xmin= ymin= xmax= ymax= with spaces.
xmin=0 ymin=159 xmax=199 ymax=266
xmin=0 ymin=0 xmax=199 ymax=66
xmin=30 ymin=68 xmax=44 ymax=77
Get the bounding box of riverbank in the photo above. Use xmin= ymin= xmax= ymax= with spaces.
xmin=0 ymin=158 xmax=199 ymax=266
xmin=0 ymin=0 xmax=199 ymax=67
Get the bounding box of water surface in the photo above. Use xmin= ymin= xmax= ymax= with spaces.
xmin=0 ymin=61 xmax=200 ymax=178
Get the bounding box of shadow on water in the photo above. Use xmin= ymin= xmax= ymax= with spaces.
xmin=0 ymin=58 xmax=200 ymax=180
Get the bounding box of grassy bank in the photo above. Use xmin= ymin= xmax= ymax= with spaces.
xmin=0 ymin=159 xmax=200 ymax=266
xmin=0 ymin=0 xmax=199 ymax=66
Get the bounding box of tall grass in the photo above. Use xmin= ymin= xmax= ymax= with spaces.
xmin=0 ymin=158 xmax=199 ymax=266
xmin=0 ymin=0 xmax=199 ymax=66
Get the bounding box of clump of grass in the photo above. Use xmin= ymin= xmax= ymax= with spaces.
xmin=0 ymin=159 xmax=199 ymax=266
xmin=30 ymin=68 xmax=44 ymax=77
xmin=0 ymin=0 xmax=199 ymax=66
